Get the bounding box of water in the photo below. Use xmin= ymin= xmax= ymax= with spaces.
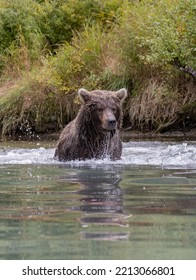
xmin=0 ymin=140 xmax=196 ymax=259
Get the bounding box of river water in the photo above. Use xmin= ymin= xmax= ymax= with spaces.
xmin=0 ymin=140 xmax=196 ymax=259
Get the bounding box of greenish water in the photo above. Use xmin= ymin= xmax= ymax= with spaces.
xmin=0 ymin=141 xmax=196 ymax=259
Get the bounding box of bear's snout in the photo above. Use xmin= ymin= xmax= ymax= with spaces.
xmin=108 ymin=119 xmax=116 ymax=128
xmin=101 ymin=108 xmax=117 ymax=131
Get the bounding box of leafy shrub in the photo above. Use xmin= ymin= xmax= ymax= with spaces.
xmin=0 ymin=75 xmax=79 ymax=137
xmin=37 ymin=0 xmax=122 ymax=48
xmin=0 ymin=0 xmax=123 ymax=75
xmin=0 ymin=0 xmax=195 ymax=137
xmin=0 ymin=0 xmax=46 ymax=75
xmin=120 ymin=0 xmax=196 ymax=73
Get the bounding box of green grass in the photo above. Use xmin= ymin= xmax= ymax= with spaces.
xmin=0 ymin=0 xmax=195 ymax=138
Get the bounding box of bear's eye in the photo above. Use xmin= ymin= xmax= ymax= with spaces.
xmin=112 ymin=107 xmax=117 ymax=113
xmin=89 ymin=104 xmax=96 ymax=109
xmin=97 ymin=108 xmax=103 ymax=113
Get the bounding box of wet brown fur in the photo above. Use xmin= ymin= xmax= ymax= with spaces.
xmin=54 ymin=88 xmax=127 ymax=161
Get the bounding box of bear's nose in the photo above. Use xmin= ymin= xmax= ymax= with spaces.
xmin=108 ymin=119 xmax=116 ymax=127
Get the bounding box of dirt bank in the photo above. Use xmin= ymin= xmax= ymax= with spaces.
xmin=1 ymin=128 xmax=195 ymax=143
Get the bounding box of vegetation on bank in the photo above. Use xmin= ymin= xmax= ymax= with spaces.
xmin=0 ymin=0 xmax=195 ymax=139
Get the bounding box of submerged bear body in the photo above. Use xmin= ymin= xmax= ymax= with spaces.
xmin=54 ymin=88 xmax=127 ymax=161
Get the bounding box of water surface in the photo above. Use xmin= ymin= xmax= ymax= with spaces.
xmin=0 ymin=140 xmax=196 ymax=259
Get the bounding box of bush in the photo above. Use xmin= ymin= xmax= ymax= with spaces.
xmin=0 ymin=0 xmax=195 ymax=137
xmin=0 ymin=0 xmax=123 ymax=76
xmin=47 ymin=23 xmax=132 ymax=93
xmin=116 ymin=0 xmax=196 ymax=131
xmin=37 ymin=0 xmax=122 ymax=48
xmin=120 ymin=0 xmax=196 ymax=74
xmin=0 ymin=0 xmax=46 ymax=75
xmin=0 ymin=74 xmax=79 ymax=137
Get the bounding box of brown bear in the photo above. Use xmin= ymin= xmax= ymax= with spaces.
xmin=54 ymin=88 xmax=127 ymax=161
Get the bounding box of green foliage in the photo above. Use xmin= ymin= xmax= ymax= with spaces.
xmin=0 ymin=0 xmax=40 ymax=52
xmin=47 ymin=22 xmax=133 ymax=95
xmin=0 ymin=75 xmax=79 ymax=137
xmin=48 ymin=24 xmax=106 ymax=91
xmin=0 ymin=0 xmax=46 ymax=74
xmin=0 ymin=86 xmax=24 ymax=136
xmin=0 ymin=0 xmax=122 ymax=75
xmin=37 ymin=0 xmax=121 ymax=48
xmin=0 ymin=0 xmax=195 ymax=137
xmin=120 ymin=0 xmax=196 ymax=70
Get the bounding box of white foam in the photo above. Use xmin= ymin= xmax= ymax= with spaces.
xmin=0 ymin=147 xmax=55 ymax=165
xmin=0 ymin=141 xmax=196 ymax=168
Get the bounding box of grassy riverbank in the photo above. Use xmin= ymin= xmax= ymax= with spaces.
xmin=0 ymin=0 xmax=195 ymax=139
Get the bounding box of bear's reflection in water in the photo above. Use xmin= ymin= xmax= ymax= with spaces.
xmin=59 ymin=167 xmax=130 ymax=241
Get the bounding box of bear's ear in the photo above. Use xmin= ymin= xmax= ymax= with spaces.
xmin=115 ymin=88 xmax=127 ymax=103
xmin=78 ymin=88 xmax=91 ymax=103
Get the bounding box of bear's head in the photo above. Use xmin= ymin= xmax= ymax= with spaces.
xmin=78 ymin=88 xmax=127 ymax=132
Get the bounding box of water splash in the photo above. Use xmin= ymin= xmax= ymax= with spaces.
xmin=0 ymin=141 xmax=196 ymax=168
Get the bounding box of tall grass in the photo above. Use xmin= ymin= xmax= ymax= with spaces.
xmin=0 ymin=0 xmax=195 ymax=138
xmin=47 ymin=23 xmax=132 ymax=92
